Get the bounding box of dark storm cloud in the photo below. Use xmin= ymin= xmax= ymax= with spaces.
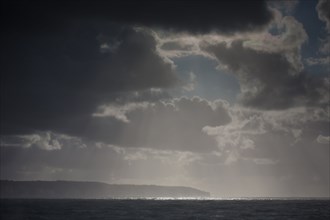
xmin=2 ymin=0 xmax=273 ymax=34
xmin=1 ymin=0 xmax=274 ymax=136
xmin=1 ymin=25 xmax=177 ymax=135
xmin=0 ymin=0 xmax=272 ymax=143
xmin=203 ymin=40 xmax=329 ymax=109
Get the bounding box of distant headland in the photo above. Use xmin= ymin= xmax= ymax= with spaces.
xmin=0 ymin=180 xmax=210 ymax=199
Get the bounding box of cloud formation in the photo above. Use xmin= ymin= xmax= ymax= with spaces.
xmin=203 ymin=40 xmax=328 ymax=109
xmin=156 ymin=11 xmax=329 ymax=110
xmin=1 ymin=0 xmax=329 ymax=198
xmin=198 ymin=12 xmax=329 ymax=110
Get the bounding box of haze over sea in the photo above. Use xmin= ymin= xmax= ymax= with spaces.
xmin=1 ymin=198 xmax=329 ymax=220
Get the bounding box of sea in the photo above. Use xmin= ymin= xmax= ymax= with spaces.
xmin=1 ymin=198 xmax=329 ymax=220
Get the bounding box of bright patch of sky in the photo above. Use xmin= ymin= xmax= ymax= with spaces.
xmin=171 ymin=55 xmax=240 ymax=103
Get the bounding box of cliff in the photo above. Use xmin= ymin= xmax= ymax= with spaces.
xmin=0 ymin=180 xmax=210 ymax=198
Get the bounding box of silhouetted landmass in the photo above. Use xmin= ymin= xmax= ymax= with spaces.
xmin=0 ymin=180 xmax=210 ymax=198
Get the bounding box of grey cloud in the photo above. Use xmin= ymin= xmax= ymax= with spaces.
xmin=317 ymin=135 xmax=330 ymax=144
xmin=263 ymin=15 xmax=308 ymax=58
xmin=87 ymin=97 xmax=231 ymax=152
xmin=305 ymin=56 xmax=330 ymax=66
xmin=161 ymin=42 xmax=195 ymax=51
xmin=202 ymin=40 xmax=328 ymax=109
xmin=93 ymin=102 xmax=151 ymax=123
xmin=1 ymin=132 xmax=85 ymax=151
xmin=203 ymin=106 xmax=329 ymax=165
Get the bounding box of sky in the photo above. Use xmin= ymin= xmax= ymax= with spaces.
xmin=0 ymin=0 xmax=329 ymax=197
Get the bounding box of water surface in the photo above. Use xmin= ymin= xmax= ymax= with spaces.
xmin=1 ymin=198 xmax=329 ymax=219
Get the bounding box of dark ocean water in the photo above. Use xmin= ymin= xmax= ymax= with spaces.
xmin=1 ymin=198 xmax=329 ymax=220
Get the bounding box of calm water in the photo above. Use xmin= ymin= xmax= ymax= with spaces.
xmin=1 ymin=198 xmax=329 ymax=220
